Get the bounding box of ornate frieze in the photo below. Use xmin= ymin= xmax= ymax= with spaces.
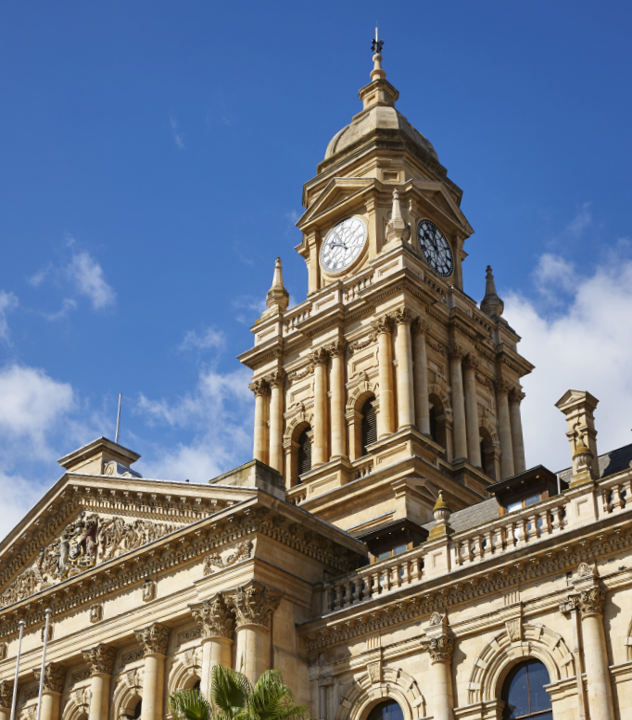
xmin=82 ymin=644 xmax=116 ymax=676
xmin=0 ymin=680 xmax=14 ymax=710
xmin=203 ymin=540 xmax=252 ymax=575
xmin=134 ymin=623 xmax=170 ymax=656
xmin=428 ymin=635 xmax=454 ymax=664
xmin=224 ymin=580 xmax=282 ymax=630
xmin=190 ymin=593 xmax=234 ymax=639
xmin=349 ymin=333 xmax=376 ymax=353
xmin=33 ymin=663 xmax=67 ymax=694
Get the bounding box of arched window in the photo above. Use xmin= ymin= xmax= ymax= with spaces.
xmin=192 ymin=679 xmax=201 ymax=691
xmin=480 ymin=427 xmax=496 ymax=480
xmin=502 ymin=660 xmax=552 ymax=720
xmin=360 ymin=397 xmax=377 ymax=455
xmin=131 ymin=701 xmax=142 ymax=720
xmin=297 ymin=427 xmax=312 ymax=479
xmin=428 ymin=394 xmax=446 ymax=448
xmin=366 ymin=701 xmax=404 ymax=720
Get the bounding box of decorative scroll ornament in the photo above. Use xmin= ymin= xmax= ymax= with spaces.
xmin=134 ymin=623 xmax=170 ymax=656
xmin=428 ymin=635 xmax=454 ymax=664
xmin=203 ymin=540 xmax=252 ymax=576
xmin=0 ymin=680 xmax=14 ymax=710
xmin=190 ymin=593 xmax=234 ymax=639
xmin=224 ymin=580 xmax=283 ymax=630
xmin=82 ymin=644 xmax=116 ymax=676
xmin=34 ymin=662 xmax=67 ymax=694
xmin=0 ymin=513 xmax=179 ymax=607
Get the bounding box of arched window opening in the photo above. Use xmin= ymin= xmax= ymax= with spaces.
xmin=367 ymin=701 xmax=405 ymax=720
xmin=480 ymin=427 xmax=496 ymax=480
xmin=428 ymin=395 xmax=446 ymax=449
xmin=297 ymin=427 xmax=312 ymax=479
xmin=360 ymin=397 xmax=377 ymax=455
xmin=192 ymin=679 xmax=201 ymax=691
xmin=131 ymin=701 xmax=142 ymax=720
xmin=502 ymin=660 xmax=552 ymax=720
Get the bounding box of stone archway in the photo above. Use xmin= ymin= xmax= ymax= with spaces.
xmin=335 ymin=667 xmax=425 ymax=720
xmin=167 ymin=649 xmax=201 ymax=693
xmin=111 ymin=669 xmax=143 ymax=720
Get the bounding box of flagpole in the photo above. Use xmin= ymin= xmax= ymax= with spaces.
xmin=9 ymin=620 xmax=25 ymax=720
xmin=35 ymin=609 xmax=52 ymax=720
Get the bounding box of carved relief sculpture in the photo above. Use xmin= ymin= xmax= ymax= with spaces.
xmin=428 ymin=635 xmax=454 ymax=664
xmin=203 ymin=540 xmax=252 ymax=575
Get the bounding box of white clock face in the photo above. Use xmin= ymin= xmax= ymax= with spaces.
xmin=417 ymin=219 xmax=454 ymax=277
xmin=320 ymin=216 xmax=367 ymax=274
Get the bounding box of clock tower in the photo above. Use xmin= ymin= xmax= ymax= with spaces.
xmin=238 ymin=45 xmax=533 ymax=540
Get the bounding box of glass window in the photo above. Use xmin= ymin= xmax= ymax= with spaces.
xmin=502 ymin=660 xmax=552 ymax=720
xmin=524 ymin=494 xmax=541 ymax=507
xmin=507 ymin=500 xmax=522 ymax=513
xmin=367 ymin=701 xmax=405 ymax=720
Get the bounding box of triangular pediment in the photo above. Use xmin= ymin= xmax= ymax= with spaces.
xmin=410 ymin=180 xmax=474 ymax=236
xmin=297 ymin=177 xmax=376 ymax=231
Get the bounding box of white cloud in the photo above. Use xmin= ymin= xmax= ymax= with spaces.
xmin=0 ymin=471 xmax=51 ymax=542
xmin=170 ymin=116 xmax=185 ymax=150
xmin=136 ymin=366 xmax=253 ymax=481
xmin=66 ymin=250 xmax=116 ymax=309
xmin=43 ymin=298 xmax=77 ymax=321
xmin=505 ymin=253 xmax=632 ymax=472
xmin=0 ymin=290 xmax=18 ymax=342
xmin=28 ymin=264 xmax=51 ymax=287
xmin=179 ymin=327 xmax=225 ymax=352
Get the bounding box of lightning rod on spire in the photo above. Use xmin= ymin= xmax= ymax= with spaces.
xmin=371 ymin=25 xmax=383 ymax=54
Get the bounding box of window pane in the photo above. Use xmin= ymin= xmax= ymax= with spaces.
xmin=386 ymin=704 xmax=404 ymax=720
xmin=393 ymin=544 xmax=407 ymax=555
xmin=376 ymin=550 xmax=390 ymax=561
xmin=524 ymin=494 xmax=541 ymax=506
xmin=367 ymin=701 xmax=404 ymax=720
xmin=507 ymin=500 xmax=522 ymax=512
xmin=527 ymin=661 xmax=551 ymax=712
xmin=505 ymin=664 xmax=529 ymax=719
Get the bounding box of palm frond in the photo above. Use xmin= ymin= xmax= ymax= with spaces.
xmin=212 ymin=665 xmax=252 ymax=720
xmin=248 ymin=670 xmax=306 ymax=720
xmin=169 ymin=690 xmax=212 ymax=720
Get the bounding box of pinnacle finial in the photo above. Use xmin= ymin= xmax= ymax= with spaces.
xmin=266 ymin=257 xmax=289 ymax=312
xmin=370 ymin=26 xmax=386 ymax=81
xmin=480 ymin=265 xmax=504 ymax=319
xmin=385 ymin=189 xmax=409 ymax=243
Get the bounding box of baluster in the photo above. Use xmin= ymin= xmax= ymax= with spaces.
xmin=472 ymin=535 xmax=483 ymax=561
xmin=601 ymin=488 xmax=611 ymax=514
xmin=411 ymin=557 xmax=420 ymax=582
xmin=492 ymin=526 xmax=504 ymax=553
xmin=515 ymin=518 xmax=527 ymax=545
xmin=613 ymin=484 xmax=624 ymax=510
xmin=402 ymin=559 xmax=411 ymax=585
xmin=382 ymin=566 xmax=391 ymax=592
xmin=372 ymin=572 xmax=381 ymax=596
xmin=540 ymin=509 xmax=552 ymax=537
xmin=322 ymin=585 xmax=331 ymax=614
xmin=334 ymin=583 xmax=343 ymax=610
xmin=623 ymin=478 xmax=632 ymax=507
xmin=352 ymin=576 xmax=362 ymax=604
xmin=526 ymin=514 xmax=538 ymax=541
xmin=343 ymin=579 xmax=352 ymax=607
xmin=460 ymin=539 xmax=471 ymax=564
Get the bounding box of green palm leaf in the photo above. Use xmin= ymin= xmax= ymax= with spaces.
xmin=169 ymin=690 xmax=212 ymax=720
xmin=211 ymin=665 xmax=252 ymax=720
xmin=247 ymin=670 xmax=307 ymax=720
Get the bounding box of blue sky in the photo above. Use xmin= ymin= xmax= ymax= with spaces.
xmin=1 ymin=1 xmax=632 ymax=535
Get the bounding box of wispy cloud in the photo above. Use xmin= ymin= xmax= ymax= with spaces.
xmin=0 ymin=291 xmax=18 ymax=342
xmin=170 ymin=115 xmax=185 ymax=150
xmin=43 ymin=298 xmax=77 ymax=321
xmin=28 ymin=264 xmax=51 ymax=287
xmin=66 ymin=250 xmax=116 ymax=309
xmin=232 ymin=295 xmax=266 ymax=325
xmin=179 ymin=327 xmax=225 ymax=352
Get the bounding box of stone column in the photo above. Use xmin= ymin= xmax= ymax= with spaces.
xmin=225 ymin=580 xmax=283 ymax=685
xmin=412 ymin=319 xmax=430 ymax=436
xmin=134 ymin=623 xmax=170 ymax=720
xmin=329 ymin=342 xmax=347 ymax=459
xmin=250 ymin=379 xmax=270 ymax=464
xmin=448 ymin=344 xmax=468 ymax=461
xmin=190 ymin=594 xmax=235 ymax=698
xmin=33 ymin=663 xmax=66 ymax=720
xmin=495 ymin=379 xmax=515 ymax=479
xmin=428 ymin=635 xmax=454 ymax=720
xmin=462 ymin=355 xmax=481 ymax=468
xmin=311 ymin=348 xmax=329 ymax=467
xmin=575 ymin=587 xmax=615 ymax=720
xmin=373 ymin=315 xmax=395 ymax=439
xmin=0 ymin=680 xmax=14 ymax=720
xmin=394 ymin=308 xmax=415 ymax=430
xmin=268 ymin=371 xmax=285 ymax=473
xmin=82 ymin=645 xmax=116 ymax=720
xmin=509 ymin=388 xmax=526 ymax=474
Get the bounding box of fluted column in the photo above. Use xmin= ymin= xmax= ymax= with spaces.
xmin=509 ymin=388 xmax=526 ymax=473
xmin=373 ymin=315 xmax=395 ymax=439
xmin=329 ymin=342 xmax=347 ymax=459
xmin=250 ymin=379 xmax=270 ymax=464
xmin=134 ymin=623 xmax=170 ymax=720
xmin=33 ymin=663 xmax=66 ymax=720
xmin=225 ymin=580 xmax=283 ymax=685
xmin=310 ymin=348 xmax=329 ymax=467
xmin=0 ymin=680 xmax=13 ymax=720
xmin=412 ymin=319 xmax=430 ymax=435
xmin=394 ymin=308 xmax=415 ymax=430
xmin=268 ymin=371 xmax=285 ymax=472
xmin=190 ymin=594 xmax=235 ymax=697
xmin=448 ymin=344 xmax=467 ymax=461
xmin=463 ymin=355 xmax=481 ymax=468
xmin=428 ymin=636 xmax=455 ymax=720
xmin=82 ymin=645 xmax=116 ymax=720
xmin=495 ymin=379 xmax=515 ymax=478
xmin=575 ymin=587 xmax=614 ymax=720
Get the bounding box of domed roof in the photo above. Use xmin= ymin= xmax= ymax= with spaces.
xmin=323 ymin=51 xmax=439 ymax=164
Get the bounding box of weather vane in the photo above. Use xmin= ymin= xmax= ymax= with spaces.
xmin=372 ymin=24 xmax=383 ymax=54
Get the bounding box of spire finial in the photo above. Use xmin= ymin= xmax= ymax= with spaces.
xmin=266 ymin=257 xmax=289 ymax=313
xmin=370 ymin=26 xmax=385 ymax=81
xmin=480 ymin=265 xmax=504 ymax=319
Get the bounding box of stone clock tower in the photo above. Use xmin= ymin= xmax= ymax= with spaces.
xmin=238 ymin=48 xmax=533 ymax=536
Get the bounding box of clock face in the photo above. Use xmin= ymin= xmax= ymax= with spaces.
xmin=417 ymin=219 xmax=454 ymax=277
xmin=320 ymin=216 xmax=367 ymax=274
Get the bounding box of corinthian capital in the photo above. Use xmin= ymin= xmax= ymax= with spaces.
xmin=411 ymin=317 xmax=431 ymax=336
xmin=266 ymin=370 xmax=285 ymax=389
xmin=371 ymin=314 xmax=393 ymax=335
xmin=249 ymin=378 xmax=270 ymax=397
xmin=462 ymin=353 xmax=480 ymax=370
xmin=328 ymin=340 xmax=346 ymax=358
xmin=190 ymin=594 xmax=234 ymax=640
xmin=393 ymin=306 xmax=415 ymax=325
xmin=33 ymin=663 xmax=67 ymax=694
xmin=308 ymin=348 xmax=329 ymax=366
xmin=575 ymin=587 xmax=606 ymax=619
xmin=82 ymin=644 xmax=116 ymax=676
xmin=428 ymin=635 xmax=454 ymax=664
xmin=0 ymin=680 xmax=14 ymax=710
xmin=224 ymin=580 xmax=283 ymax=630
xmin=509 ymin=387 xmax=525 ymax=405
xmin=447 ymin=342 xmax=466 ymax=360
xmin=134 ymin=623 xmax=170 ymax=656
xmin=494 ymin=377 xmax=513 ymax=395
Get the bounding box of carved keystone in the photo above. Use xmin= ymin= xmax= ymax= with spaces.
xmin=134 ymin=622 xmax=170 ymax=656
xmin=224 ymin=580 xmax=283 ymax=631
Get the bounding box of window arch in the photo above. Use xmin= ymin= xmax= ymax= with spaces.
xmin=130 ymin=701 xmax=142 ymax=720
xmin=480 ymin=426 xmax=496 ymax=480
xmin=502 ymin=660 xmax=551 ymax=720
xmin=366 ymin=701 xmax=404 ymax=720
xmin=297 ymin=426 xmax=312 ymax=479
xmin=360 ymin=397 xmax=377 ymax=455
xmin=429 ymin=394 xmax=446 ymax=448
